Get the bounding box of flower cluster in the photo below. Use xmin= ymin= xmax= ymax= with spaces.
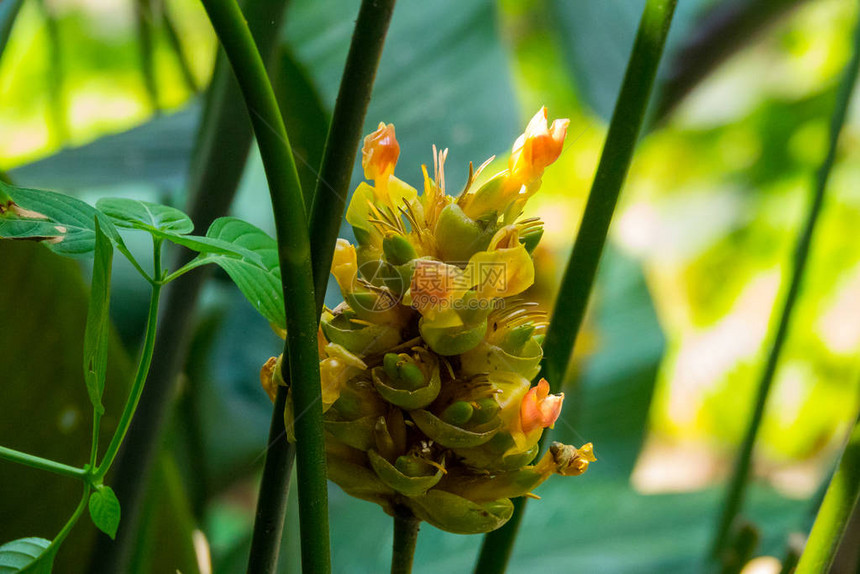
xmin=261 ymin=108 xmax=594 ymax=534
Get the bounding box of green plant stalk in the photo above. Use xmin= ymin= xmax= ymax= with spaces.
xmin=308 ymin=0 xmax=397 ymax=308
xmin=246 ymin=0 xmax=396 ymax=570
xmin=94 ymin=240 xmax=164 ymax=480
xmin=87 ymin=1 xmax=291 ymax=571
xmin=474 ymin=1 xmax=678 ymax=572
xmin=197 ymin=1 xmax=330 ymax=571
xmin=710 ymin=9 xmax=860 ymax=562
xmin=391 ymin=506 xmax=420 ymax=574
xmin=0 ymin=446 xmax=87 ymax=480
xmin=795 ymin=419 xmax=860 ymax=574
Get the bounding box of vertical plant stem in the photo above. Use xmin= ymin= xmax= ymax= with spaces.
xmin=710 ymin=9 xmax=860 ymax=562
xmin=795 ymin=418 xmax=860 ymax=574
xmin=94 ymin=240 xmax=164 ymax=480
xmin=246 ymin=0 xmax=395 ymax=570
xmin=247 ymin=389 xmax=296 ymax=574
xmin=474 ymin=1 xmax=678 ymax=572
xmin=391 ymin=506 xmax=420 ymax=574
xmin=88 ymin=1 xmax=291 ymax=571
xmin=198 ymin=1 xmax=330 ymax=571
xmin=308 ymin=0 xmax=397 ymax=308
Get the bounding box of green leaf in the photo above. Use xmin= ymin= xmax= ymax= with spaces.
xmin=189 ymin=217 xmax=284 ymax=327
xmin=82 ymin=220 xmax=113 ymax=414
xmin=88 ymin=486 xmax=121 ymax=540
xmin=0 ymin=181 xmax=123 ymax=258
xmin=0 ymin=537 xmax=52 ymax=574
xmin=95 ymin=197 xmax=193 ymax=234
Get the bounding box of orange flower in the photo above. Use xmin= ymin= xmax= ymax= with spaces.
xmin=508 ymin=107 xmax=569 ymax=186
xmin=520 ymin=378 xmax=563 ymax=434
xmin=409 ymin=259 xmax=468 ymax=317
xmin=362 ymin=122 xmax=400 ymax=183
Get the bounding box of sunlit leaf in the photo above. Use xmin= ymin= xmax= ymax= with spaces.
xmin=0 ymin=537 xmax=53 ymax=573
xmin=88 ymin=486 xmax=121 ymax=540
xmin=82 ymin=220 xmax=113 ymax=414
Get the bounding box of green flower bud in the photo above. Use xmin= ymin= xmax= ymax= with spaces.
xmin=321 ymin=308 xmax=401 ymax=356
xmin=435 ymin=203 xmax=494 ymax=263
xmin=440 ymin=401 xmax=474 ymax=426
xmin=419 ymin=315 xmax=487 ymax=356
xmin=410 ymin=409 xmax=499 ymax=449
xmin=459 ymin=336 xmax=543 ymax=381
xmin=382 ymin=234 xmax=418 ymax=265
xmin=330 ymin=377 xmax=386 ymax=420
xmin=500 ymin=324 xmax=535 ymax=354
xmin=409 ymin=490 xmax=513 ymax=534
xmin=372 ymin=350 xmax=441 ymax=410
xmin=468 ymin=397 xmax=500 ymax=425
xmin=368 ymin=450 xmax=443 ymax=497
xmin=352 ymin=225 xmax=374 ymax=246
xmin=395 ymin=455 xmax=436 ymax=477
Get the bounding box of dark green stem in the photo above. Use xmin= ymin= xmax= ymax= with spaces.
xmin=795 ymin=419 xmax=860 ymax=573
xmin=246 ymin=389 xmax=296 ymax=573
xmin=87 ymin=2 xmax=291 ymax=571
xmin=198 ymin=1 xmax=330 ymax=571
xmin=391 ymin=506 xmax=420 ymax=574
xmin=474 ymin=1 xmax=678 ymax=572
xmin=0 ymin=446 xmax=87 ymax=481
xmin=246 ymin=0 xmax=395 ymax=570
xmin=709 ymin=9 xmax=860 ymax=563
xmin=308 ymin=0 xmax=397 ymax=311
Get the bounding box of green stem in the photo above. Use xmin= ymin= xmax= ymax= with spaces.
xmin=94 ymin=240 xmax=163 ymax=480
xmin=197 ymin=1 xmax=330 ymax=571
xmin=795 ymin=419 xmax=860 ymax=573
xmin=135 ymin=0 xmax=159 ymax=113
xmin=709 ymin=9 xmax=860 ymax=563
xmin=308 ymin=0 xmax=397 ymax=311
xmin=51 ymin=484 xmax=91 ymax=549
xmin=474 ymin=1 xmax=678 ymax=572
xmin=244 ymin=0 xmax=395 ymax=570
xmin=391 ymin=506 xmax=420 ymax=574
xmin=0 ymin=446 xmax=87 ymax=481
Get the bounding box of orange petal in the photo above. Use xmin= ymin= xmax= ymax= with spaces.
xmin=520 ymin=378 xmax=564 ymax=434
xmin=362 ymin=122 xmax=400 ymax=182
xmin=509 ymin=107 xmax=569 ymax=185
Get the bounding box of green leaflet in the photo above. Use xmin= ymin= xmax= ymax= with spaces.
xmin=88 ymin=486 xmax=121 ymax=540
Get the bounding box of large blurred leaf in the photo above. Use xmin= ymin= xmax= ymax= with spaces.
xmin=549 ymin=0 xmax=709 ymax=120
xmin=0 ymin=242 xmax=132 ymax=572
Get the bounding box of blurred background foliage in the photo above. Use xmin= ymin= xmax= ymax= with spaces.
xmin=1 ymin=0 xmax=859 ymax=572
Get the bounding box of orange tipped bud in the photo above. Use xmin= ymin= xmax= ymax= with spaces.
xmin=362 ymin=122 xmax=400 ymax=182
xmin=509 ymin=107 xmax=569 ymax=186
xmin=520 ymin=378 xmax=563 ymax=434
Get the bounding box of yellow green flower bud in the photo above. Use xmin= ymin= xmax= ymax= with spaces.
xmin=435 ymin=203 xmax=494 ymax=263
xmin=410 ymin=409 xmax=499 ymax=449
xmin=321 ymin=306 xmax=401 ymax=356
xmin=368 ymin=450 xmax=443 ymax=497
xmin=382 ymin=234 xmax=418 ymax=265
xmin=440 ymin=401 xmax=474 ymax=426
